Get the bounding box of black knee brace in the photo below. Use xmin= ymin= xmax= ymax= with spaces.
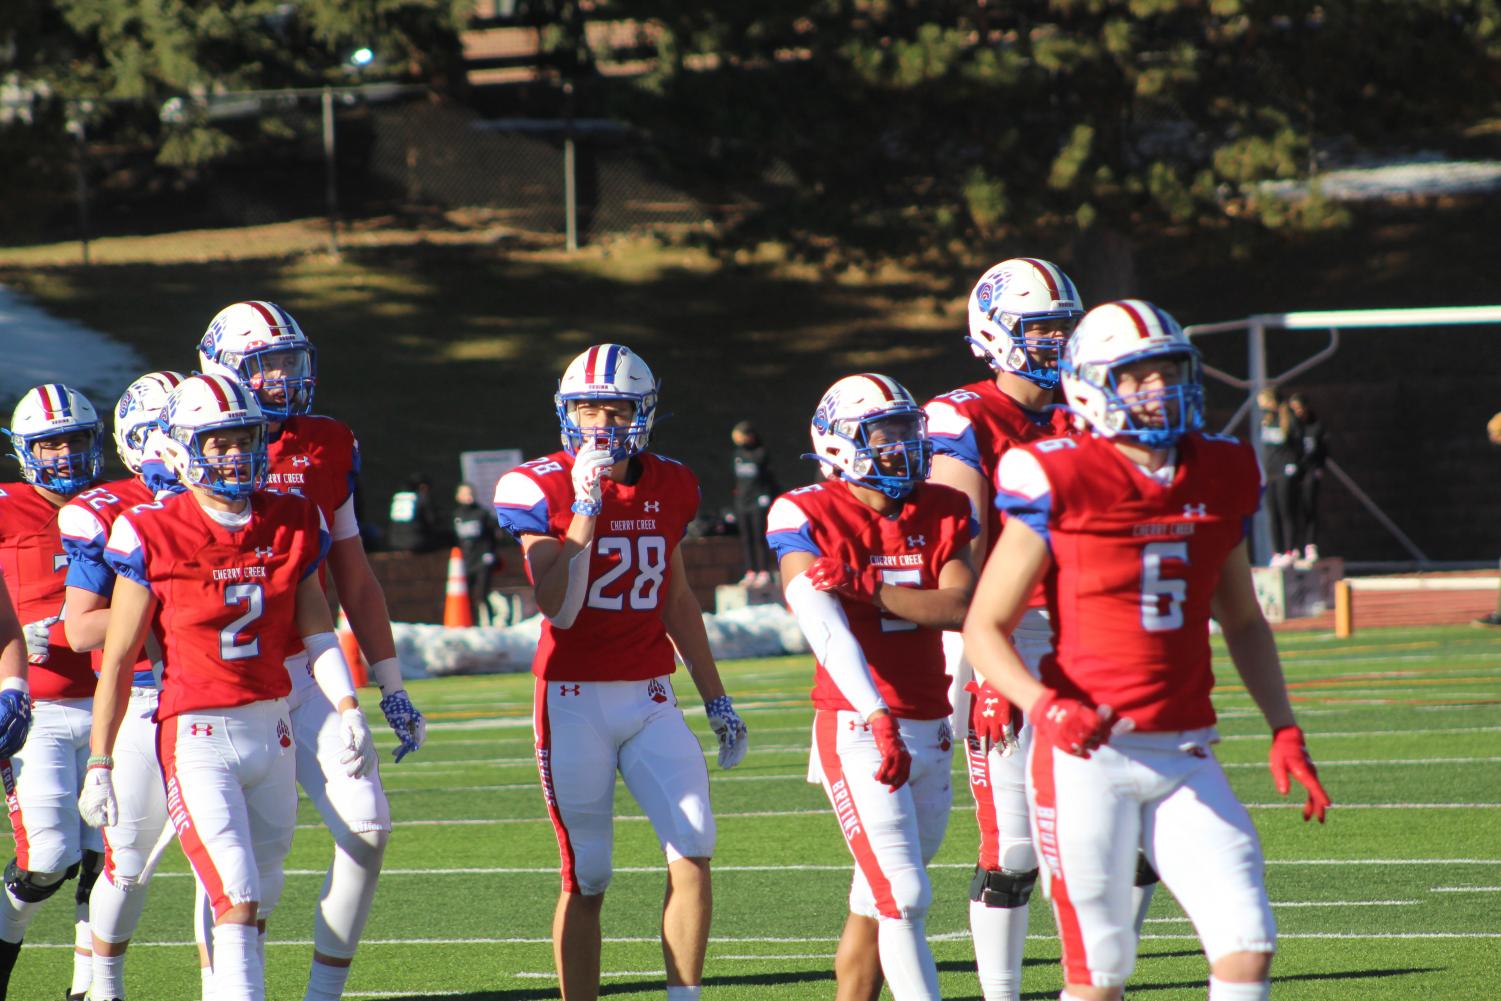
xmin=1135 ymin=853 xmax=1160 ymax=887
xmin=75 ymin=849 xmax=104 ymax=907
xmin=969 ymin=865 xmax=1039 ymax=908
xmin=3 ymin=859 xmax=69 ymax=904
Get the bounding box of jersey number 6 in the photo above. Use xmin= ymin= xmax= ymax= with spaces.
xmin=1140 ymin=541 xmax=1188 ymax=632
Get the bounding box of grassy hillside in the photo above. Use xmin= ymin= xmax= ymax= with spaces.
xmin=3 ymin=198 xmax=1499 ymax=562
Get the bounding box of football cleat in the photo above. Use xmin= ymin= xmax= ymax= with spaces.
xmin=4 ymin=383 xmax=104 ymax=496
xmin=807 ymin=373 xmax=932 ymax=499
xmin=198 ymin=300 xmax=317 ymax=421
xmin=554 ymin=343 xmax=659 ymax=461
xmin=966 ymin=258 xmax=1084 ymax=389
xmin=1060 ymin=299 xmax=1204 ymax=449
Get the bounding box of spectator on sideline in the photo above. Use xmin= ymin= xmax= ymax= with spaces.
xmin=453 ymin=481 xmax=502 ymax=625
xmin=387 ymin=473 xmax=440 ymax=553
xmin=730 ymin=420 xmax=780 ymax=587
xmin=1474 ymin=412 xmax=1501 ymax=627
xmin=1287 ymin=392 xmax=1327 ymax=567
xmin=1258 ymin=388 xmax=1303 ymax=568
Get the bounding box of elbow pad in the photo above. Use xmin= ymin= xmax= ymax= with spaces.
xmin=785 ymin=573 xmax=886 ymax=719
xmin=303 ymin=631 xmax=356 ymax=708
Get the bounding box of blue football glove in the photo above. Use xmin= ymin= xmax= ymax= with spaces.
xmin=378 ymin=690 xmax=427 ymax=763
xmin=0 ymin=690 xmax=33 ymax=759
xmin=705 ymin=695 xmax=748 ymax=769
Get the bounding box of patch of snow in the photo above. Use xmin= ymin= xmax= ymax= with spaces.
xmin=1260 ymin=158 xmax=1501 ymax=202
xmin=0 ymin=286 xmax=148 ymax=404
xmin=392 ymin=602 xmax=806 ymax=678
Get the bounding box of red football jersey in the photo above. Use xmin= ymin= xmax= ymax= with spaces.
xmin=103 ymin=491 xmax=329 ymax=721
xmin=0 ymin=483 xmax=97 ymax=699
xmin=924 ymin=378 xmax=1068 ymax=560
xmin=766 ymin=480 xmax=974 ymax=719
xmin=265 ymin=415 xmax=359 ymax=525
xmin=493 ymin=451 xmax=700 ymax=682
xmin=59 ymin=477 xmax=157 ymax=683
xmin=996 ymin=432 xmax=1262 ymax=732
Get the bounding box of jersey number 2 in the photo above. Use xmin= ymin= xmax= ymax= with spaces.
xmin=587 ymin=536 xmax=667 ymax=611
xmin=221 ymin=583 xmax=264 ymax=660
xmin=1140 ymin=541 xmax=1188 ymax=632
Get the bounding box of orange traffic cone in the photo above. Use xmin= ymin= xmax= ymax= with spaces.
xmin=443 ymin=546 xmax=474 ymax=628
xmin=336 ymin=607 xmax=368 ymax=687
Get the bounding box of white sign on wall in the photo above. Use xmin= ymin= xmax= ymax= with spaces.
xmin=460 ymin=449 xmax=524 ymax=507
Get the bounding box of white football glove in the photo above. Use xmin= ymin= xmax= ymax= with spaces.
xmin=570 ymin=448 xmax=614 ymax=515
xmin=23 ymin=616 xmax=60 ymax=665
xmin=705 ymin=695 xmax=749 ymax=769
xmin=338 ymin=709 xmax=378 ymax=779
xmin=79 ymin=766 xmax=118 ymax=828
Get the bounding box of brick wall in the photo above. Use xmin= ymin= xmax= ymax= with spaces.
xmin=369 ymin=536 xmax=748 ymax=624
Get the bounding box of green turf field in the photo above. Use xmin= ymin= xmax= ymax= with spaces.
xmin=6 ymin=624 xmax=1500 ymax=999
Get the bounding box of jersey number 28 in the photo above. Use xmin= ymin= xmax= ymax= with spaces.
xmin=587 ymin=536 xmax=667 ymax=611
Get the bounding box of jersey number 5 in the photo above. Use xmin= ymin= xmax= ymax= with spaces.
xmin=587 ymin=536 xmax=668 ymax=611
xmin=1140 ymin=541 xmax=1188 ymax=632
xmin=221 ymin=583 xmax=264 ymax=660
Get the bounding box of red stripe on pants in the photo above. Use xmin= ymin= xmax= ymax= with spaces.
xmin=533 ymin=677 xmax=579 ymax=893
xmin=1 ymin=759 xmax=30 ymax=870
xmin=1031 ymin=740 xmax=1091 ymax=984
xmin=156 ymin=720 xmax=230 ymax=919
xmin=814 ymin=710 xmax=901 ymax=919
xmin=965 ymin=727 xmax=1002 ymax=870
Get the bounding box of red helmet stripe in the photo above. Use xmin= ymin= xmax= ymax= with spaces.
xmin=1117 ymin=301 xmax=1154 ymax=339
xmin=862 ymin=373 xmax=897 ymax=402
xmin=203 ymin=376 xmax=234 ymax=412
xmin=265 ymin=301 xmax=295 ymax=331
xmin=245 ymin=301 xmax=281 ymax=331
xmin=1017 ymin=258 xmax=1060 ymax=299
xmin=38 ymin=384 xmax=61 ymax=419
xmin=583 ymin=345 xmax=602 ymax=383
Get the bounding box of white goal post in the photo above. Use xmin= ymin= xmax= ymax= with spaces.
xmin=1182 ymin=306 xmax=1501 ymax=567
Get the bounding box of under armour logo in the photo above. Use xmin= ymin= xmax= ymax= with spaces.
xmin=1183 ymin=503 xmax=1208 ymax=518
xmin=981 ymin=698 xmax=1000 ymax=718
xmin=189 ymin=723 xmax=214 ymax=736
xmin=291 ymin=456 xmax=312 ymax=467
xmin=907 ymin=534 xmax=926 ymax=548
xmin=254 ymin=546 xmax=274 ymax=559
xmin=643 ymin=500 xmax=661 ymax=512
xmin=559 ymin=684 xmax=581 ymax=696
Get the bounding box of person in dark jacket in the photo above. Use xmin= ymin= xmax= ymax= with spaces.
xmin=453 ymin=481 xmax=502 ymax=625
xmin=730 ymin=421 xmax=780 ymax=587
xmin=1258 ymin=388 xmax=1303 ymax=567
xmin=1287 ymin=392 xmax=1327 ymax=566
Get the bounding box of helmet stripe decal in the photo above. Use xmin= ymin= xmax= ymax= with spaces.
xmin=601 ymin=344 xmax=620 ymax=383
xmin=583 ymin=345 xmax=602 ymax=383
xmin=265 ymin=301 xmax=295 ymax=331
xmin=203 ymin=375 xmax=234 ymax=412
xmin=862 ymin=373 xmax=896 ymax=402
xmin=44 ymin=384 xmax=71 ymax=419
xmin=1118 ymin=301 xmax=1154 ymax=339
xmin=1017 ymin=258 xmax=1060 ymax=299
xmin=246 ymin=301 xmax=281 ymax=331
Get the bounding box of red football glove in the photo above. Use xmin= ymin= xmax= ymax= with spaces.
xmin=1269 ymin=725 xmax=1331 ymax=823
xmin=965 ymin=679 xmax=1021 ymax=750
xmin=807 ymin=557 xmax=878 ymax=603
xmin=1028 ymin=690 xmax=1113 ymax=758
xmin=868 ymin=714 xmax=911 ymax=792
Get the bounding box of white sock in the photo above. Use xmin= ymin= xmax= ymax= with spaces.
xmin=666 ymin=987 xmax=702 ymax=1001
xmin=91 ymin=874 xmax=151 ymax=952
xmin=212 ymin=923 xmax=263 ymax=1001
xmin=1208 ymin=976 xmax=1271 ymax=1001
xmin=71 ymin=913 xmax=93 ymax=994
xmin=1131 ymin=880 xmax=1157 ymax=936
xmin=305 ymin=959 xmax=352 ymax=1001
xmin=970 ymin=898 xmax=1028 ymax=1001
xmin=201 ymin=963 xmax=216 ymax=1000
xmin=876 ymin=916 xmax=940 ymax=1001
xmin=92 ymin=952 xmax=126 ymax=999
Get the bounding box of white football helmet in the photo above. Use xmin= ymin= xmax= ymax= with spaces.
xmin=808 ymin=373 xmax=931 ymax=499
xmin=4 ymin=383 xmax=104 ymax=495
xmin=1060 ymin=299 xmax=1204 ymax=449
xmin=197 ymin=300 xmax=317 ymax=421
xmin=967 ymin=258 xmax=1084 ymax=389
xmin=114 ymin=371 xmax=187 ymax=474
xmin=159 ymin=374 xmax=268 ymax=501
xmin=554 ymin=344 xmax=659 ymax=460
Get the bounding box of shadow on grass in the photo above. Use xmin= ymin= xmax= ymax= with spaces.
xmin=1091 ymin=964 xmax=1443 ymax=997
xmin=372 ymin=965 xmax=840 ymax=999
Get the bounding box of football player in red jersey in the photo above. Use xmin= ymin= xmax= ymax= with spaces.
xmin=198 ymin=301 xmax=420 ymax=1001
xmin=493 ymin=344 xmax=747 ymax=1001
xmin=0 ymin=383 xmax=108 ymax=999
xmin=82 ymin=375 xmax=377 ymax=1001
xmin=768 ymin=373 xmax=975 ymax=1001
xmin=964 ymin=301 xmax=1331 ymax=1001
xmin=923 ymin=259 xmax=1089 ymax=1001
xmin=58 ymin=371 xmax=184 ymax=1001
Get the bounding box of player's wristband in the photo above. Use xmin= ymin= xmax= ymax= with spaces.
xmin=571 ymin=498 xmax=602 ymax=517
xmin=87 ymin=755 xmax=113 ymax=770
